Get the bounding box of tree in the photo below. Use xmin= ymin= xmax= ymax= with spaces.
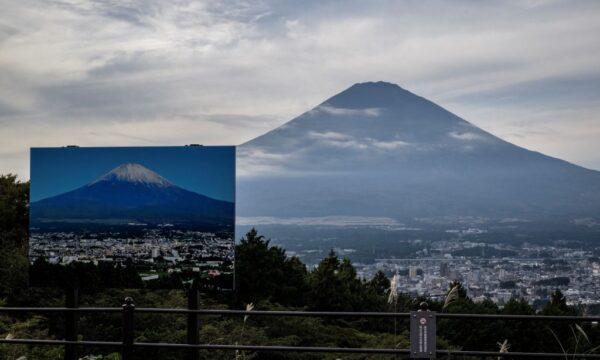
xmin=307 ymin=250 xmax=371 ymax=311
xmin=235 ymin=228 xmax=308 ymax=306
xmin=499 ymin=298 xmax=541 ymax=352
xmin=437 ymin=281 xmax=501 ymax=351
xmin=368 ymin=270 xmax=390 ymax=295
xmin=542 ymin=289 xmax=574 ymax=316
xmin=0 ymin=175 xmax=29 ymax=295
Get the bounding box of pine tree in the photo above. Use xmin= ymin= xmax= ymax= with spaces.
xmin=0 ymin=175 xmax=29 ymax=295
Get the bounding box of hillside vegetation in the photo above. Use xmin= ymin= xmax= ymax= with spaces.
xmin=1 ymin=175 xmax=599 ymax=359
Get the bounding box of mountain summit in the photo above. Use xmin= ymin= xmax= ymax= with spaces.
xmin=242 ymin=81 xmax=502 ymax=167
xmin=92 ymin=163 xmax=173 ymax=187
xmin=237 ymin=81 xmax=600 ymax=222
xmin=324 ymin=81 xmax=434 ymax=109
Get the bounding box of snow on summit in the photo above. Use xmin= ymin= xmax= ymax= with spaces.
xmin=92 ymin=163 xmax=173 ymax=187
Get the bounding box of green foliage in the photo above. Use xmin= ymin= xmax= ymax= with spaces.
xmin=0 ymin=315 xmax=63 ymax=360
xmin=236 ymin=228 xmax=308 ymax=306
xmin=0 ymin=175 xmax=29 ymax=295
xmin=368 ymin=270 xmax=390 ymax=294
xmin=307 ymin=250 xmax=382 ymax=312
xmin=543 ymin=289 xmax=575 ymax=316
xmin=497 ymin=298 xmax=542 ymax=352
xmin=0 ymin=175 xmax=28 ymax=234
xmin=437 ymin=285 xmax=500 ymax=352
xmin=200 ymin=302 xmax=407 ymax=360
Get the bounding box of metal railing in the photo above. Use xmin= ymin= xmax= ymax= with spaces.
xmin=1 ymin=297 xmax=600 ymax=359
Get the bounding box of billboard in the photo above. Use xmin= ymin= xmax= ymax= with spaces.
xmin=29 ymin=146 xmax=235 ymax=289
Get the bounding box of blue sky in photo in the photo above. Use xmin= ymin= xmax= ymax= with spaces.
xmin=30 ymin=146 xmax=235 ymax=202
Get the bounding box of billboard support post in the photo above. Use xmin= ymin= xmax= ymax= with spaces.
xmin=122 ymin=297 xmax=135 ymax=360
xmin=64 ymin=287 xmax=79 ymax=360
xmin=187 ymin=283 xmax=200 ymax=360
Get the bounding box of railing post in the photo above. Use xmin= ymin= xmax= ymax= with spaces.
xmin=65 ymin=287 xmax=79 ymax=360
xmin=187 ymin=284 xmax=200 ymax=360
xmin=122 ymin=296 xmax=135 ymax=360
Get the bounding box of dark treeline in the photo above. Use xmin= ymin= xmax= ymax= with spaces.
xmin=29 ymin=257 xmax=234 ymax=291
xmin=1 ymin=174 xmax=600 ymax=359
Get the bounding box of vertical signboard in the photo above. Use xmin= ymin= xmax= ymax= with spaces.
xmin=29 ymin=146 xmax=235 ymax=289
xmin=410 ymin=310 xmax=436 ymax=359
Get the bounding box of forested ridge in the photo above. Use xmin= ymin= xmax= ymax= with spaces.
xmin=1 ymin=174 xmax=599 ymax=359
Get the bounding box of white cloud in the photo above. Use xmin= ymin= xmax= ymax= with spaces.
xmin=308 ymin=132 xmax=412 ymax=151
xmin=371 ymin=139 xmax=411 ymax=150
xmin=236 ymin=147 xmax=299 ymax=177
xmin=1 ymin=0 xmax=600 ymax=177
xmin=448 ymin=131 xmax=488 ymax=141
xmin=307 ymin=131 xmax=351 ymax=141
xmin=314 ymin=105 xmax=381 ymax=117
xmin=306 ymin=131 xmax=367 ymax=149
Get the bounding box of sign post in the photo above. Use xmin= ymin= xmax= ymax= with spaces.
xmin=410 ymin=302 xmax=436 ymax=359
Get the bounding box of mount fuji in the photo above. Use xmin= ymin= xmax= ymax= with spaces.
xmin=30 ymin=163 xmax=234 ymax=226
xmin=237 ymin=81 xmax=600 ymax=223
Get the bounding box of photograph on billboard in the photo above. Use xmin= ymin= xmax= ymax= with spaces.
xmin=29 ymin=146 xmax=235 ymax=289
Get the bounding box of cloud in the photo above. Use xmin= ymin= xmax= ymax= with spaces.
xmin=307 ymin=131 xmax=351 ymax=141
xmin=1 ymin=0 xmax=600 ymax=178
xmin=371 ymin=140 xmax=411 ymax=150
xmin=448 ymin=131 xmax=488 ymax=141
xmin=307 ymin=131 xmax=412 ymax=151
xmin=306 ymin=131 xmax=366 ymax=149
xmin=312 ymin=105 xmax=381 ymax=117
xmin=238 ymin=131 xmax=415 ymax=178
xmin=236 ymin=147 xmax=298 ymax=177
xmin=1 ymin=113 xmax=280 ymax=179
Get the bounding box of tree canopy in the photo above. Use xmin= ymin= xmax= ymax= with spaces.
xmin=0 ymin=175 xmax=29 ymax=295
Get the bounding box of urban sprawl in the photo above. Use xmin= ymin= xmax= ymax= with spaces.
xmin=29 ymin=227 xmax=234 ymax=281
xmin=290 ymin=232 xmax=600 ymax=309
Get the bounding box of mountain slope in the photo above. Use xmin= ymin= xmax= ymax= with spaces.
xmin=237 ymin=81 xmax=600 ymax=221
xmin=31 ymin=163 xmax=234 ymax=225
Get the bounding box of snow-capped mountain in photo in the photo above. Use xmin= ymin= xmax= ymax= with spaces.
xmin=91 ymin=163 xmax=173 ymax=188
xmin=31 ymin=163 xmax=234 ymax=225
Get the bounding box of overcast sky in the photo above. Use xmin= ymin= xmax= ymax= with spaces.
xmin=1 ymin=0 xmax=599 ymax=179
